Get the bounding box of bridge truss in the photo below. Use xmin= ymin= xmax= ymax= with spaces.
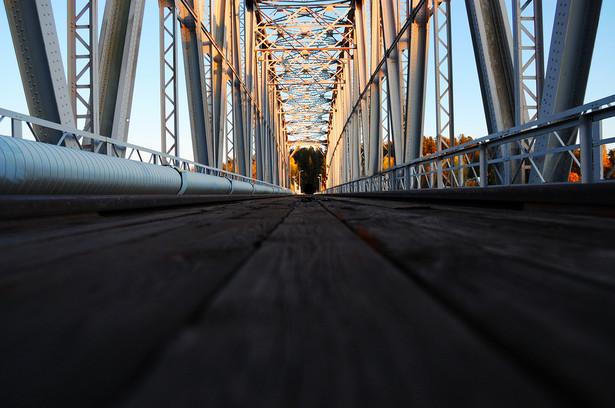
xmin=325 ymin=0 xmax=613 ymax=191
xmin=0 ymin=0 xmax=613 ymax=195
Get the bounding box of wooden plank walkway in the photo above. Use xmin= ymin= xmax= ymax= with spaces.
xmin=1 ymin=190 xmax=614 ymax=407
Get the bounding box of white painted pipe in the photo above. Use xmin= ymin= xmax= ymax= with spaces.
xmin=0 ymin=136 xmax=288 ymax=195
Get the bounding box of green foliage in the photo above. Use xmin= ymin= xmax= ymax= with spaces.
xmin=293 ymin=147 xmax=326 ymax=194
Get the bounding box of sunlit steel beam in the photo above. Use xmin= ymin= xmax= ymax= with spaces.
xmin=99 ymin=0 xmax=146 ymax=153
xmin=4 ymin=0 xmax=79 ymax=148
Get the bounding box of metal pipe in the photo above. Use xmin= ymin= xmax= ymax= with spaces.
xmin=0 ymin=136 xmax=287 ymax=195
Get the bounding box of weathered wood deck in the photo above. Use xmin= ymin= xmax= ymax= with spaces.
xmin=1 ymin=186 xmax=614 ymax=407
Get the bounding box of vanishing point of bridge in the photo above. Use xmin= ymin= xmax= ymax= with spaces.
xmin=1 ymin=1 xmax=614 ymax=407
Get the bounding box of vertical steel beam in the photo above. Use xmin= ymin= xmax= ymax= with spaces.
xmin=355 ymin=0 xmax=370 ymax=177
xmin=177 ymin=0 xmax=211 ymax=165
xmin=229 ymin=0 xmax=247 ymax=176
xmin=245 ymin=0 xmax=256 ymax=177
xmin=479 ymin=144 xmax=487 ymax=187
xmin=433 ymin=0 xmax=454 ymax=149
xmin=212 ymin=0 xmax=230 ymax=169
xmin=5 ymin=0 xmax=78 ymax=147
xmin=465 ymin=0 xmax=515 ymax=134
xmin=367 ymin=0 xmax=382 ymax=176
xmin=578 ymin=114 xmax=593 ymax=183
xmin=512 ymin=0 xmax=544 ymax=183
xmin=344 ymin=55 xmax=359 ymax=180
xmin=380 ymin=0 xmax=404 ymax=167
xmin=99 ymin=0 xmax=146 ymax=149
xmin=433 ymin=0 xmax=454 ymax=187
xmin=352 ymin=62 xmax=362 ymax=179
xmin=264 ymin=63 xmax=274 ymax=183
xmin=275 ymin=99 xmax=282 ymax=185
xmin=159 ymin=0 xmax=179 ymax=159
xmin=530 ymin=0 xmax=602 ymax=183
xmin=466 ymin=0 xmax=517 ymax=184
xmin=512 ymin=0 xmax=544 ymax=126
xmin=254 ymin=56 xmax=265 ymax=180
xmin=11 ymin=119 xmax=23 ymax=139
xmin=260 ymin=56 xmax=272 ymax=181
xmin=404 ymin=0 xmax=430 ymax=163
xmin=68 ymin=0 xmax=99 ymax=139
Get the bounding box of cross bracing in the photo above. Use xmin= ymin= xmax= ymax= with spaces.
xmin=0 ymin=0 xmax=613 ymax=196
xmin=254 ymin=0 xmax=353 ymax=148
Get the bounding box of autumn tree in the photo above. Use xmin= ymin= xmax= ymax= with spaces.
xmin=569 ymin=146 xmax=615 ymax=181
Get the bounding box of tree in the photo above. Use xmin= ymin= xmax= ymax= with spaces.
xmin=422 ymin=136 xmax=437 ymax=156
xmin=382 ymin=156 xmax=394 ymax=170
xmin=570 ymin=145 xmax=615 ymax=181
xmin=383 ymin=140 xmax=395 ymax=158
xmin=222 ymin=159 xmax=234 ymax=173
xmin=293 ymin=147 xmax=326 ymax=194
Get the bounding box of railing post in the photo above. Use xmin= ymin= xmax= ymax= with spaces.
xmin=593 ymin=120 xmax=603 ymax=181
xmin=579 ymin=114 xmax=593 ymax=183
xmin=405 ymin=166 xmax=411 ymax=190
xmin=11 ymin=119 xmax=22 ymax=139
xmin=458 ymin=155 xmax=464 ymax=187
xmin=479 ymin=144 xmax=487 ymax=187
xmin=503 ymin=147 xmax=510 ymax=186
xmin=391 ymin=169 xmax=397 ymax=191
xmin=437 ymin=159 xmax=444 ymax=188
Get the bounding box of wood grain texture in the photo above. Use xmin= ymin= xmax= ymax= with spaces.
xmin=319 ymin=196 xmax=615 ymax=407
xmin=118 ymin=197 xmax=562 ymax=408
xmin=2 ymin=194 xmax=612 ymax=407
xmin=0 ymin=198 xmax=293 ymax=407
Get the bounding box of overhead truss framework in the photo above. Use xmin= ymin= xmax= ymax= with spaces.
xmin=254 ymin=0 xmax=353 ymax=147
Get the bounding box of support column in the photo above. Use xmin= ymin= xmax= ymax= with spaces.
xmin=68 ymin=0 xmax=99 ymax=139
xmin=367 ymin=0 xmax=382 ymax=176
xmin=229 ymin=0 xmax=248 ymax=176
xmin=5 ymin=0 xmax=78 ymax=147
xmin=178 ymin=0 xmax=212 ymax=165
xmin=99 ymin=0 xmax=145 ymax=150
xmin=404 ymin=0 xmax=430 ymax=163
xmin=355 ymin=0 xmax=370 ymax=178
xmin=245 ymin=0 xmax=257 ymax=177
xmin=465 ymin=0 xmax=515 ymax=134
xmin=212 ymin=0 xmax=230 ymax=169
xmin=512 ymin=0 xmax=544 ymax=126
xmin=159 ymin=0 xmax=179 ymax=159
xmin=433 ymin=0 xmax=454 ymax=187
xmin=530 ymin=0 xmax=602 ymax=183
xmin=466 ymin=0 xmax=516 ymax=184
xmin=512 ymin=0 xmax=544 ymax=183
xmin=380 ymin=0 xmax=404 ymax=167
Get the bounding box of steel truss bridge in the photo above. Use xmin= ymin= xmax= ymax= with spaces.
xmin=1 ymin=1 xmax=615 ymax=407
xmin=0 ymin=0 xmax=612 ymax=194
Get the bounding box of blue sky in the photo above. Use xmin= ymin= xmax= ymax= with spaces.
xmin=0 ymin=1 xmax=613 ymax=162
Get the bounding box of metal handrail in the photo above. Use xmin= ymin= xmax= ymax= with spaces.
xmin=323 ymin=94 xmax=615 ymax=194
xmin=0 ymin=106 xmax=290 ymax=192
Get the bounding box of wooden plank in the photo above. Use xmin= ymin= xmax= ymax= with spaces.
xmin=319 ymin=196 xmax=615 ymax=407
xmin=0 ymin=194 xmax=283 ymax=220
xmin=0 ymin=197 xmax=294 ymax=407
xmin=118 ymin=197 xmax=562 ymax=407
xmin=333 ymin=183 xmax=615 ymax=209
xmin=0 ymin=197 xmax=292 ymax=273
